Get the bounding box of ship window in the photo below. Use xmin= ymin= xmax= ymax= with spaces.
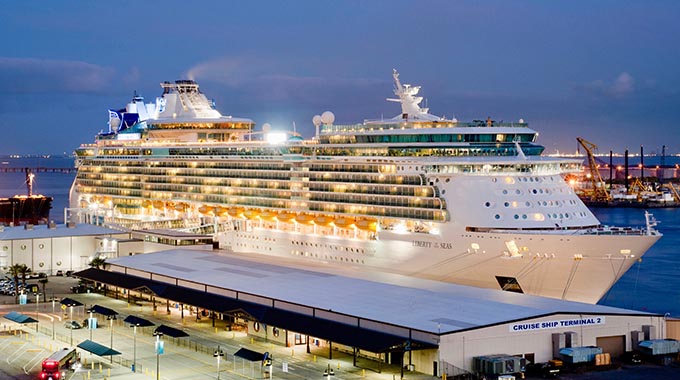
xmin=494 ymin=214 xmax=501 ymax=220
xmin=514 ymin=215 xmax=519 ymax=219
xmin=21 ymin=245 xmax=27 ymax=250
xmin=522 ymin=214 xmax=527 ymax=219
xmin=253 ymin=322 xmax=260 ymax=332
xmin=39 ymin=243 xmax=45 ymax=249
xmin=504 ymin=202 xmax=509 ymax=207
xmin=485 ymin=202 xmax=491 ymax=208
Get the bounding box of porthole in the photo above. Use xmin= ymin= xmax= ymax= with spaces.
xmin=253 ymin=322 xmax=260 ymax=332
xmin=515 ymin=189 xmax=521 ymax=194
xmin=522 ymin=214 xmax=527 ymax=219
xmin=514 ymin=215 xmax=519 ymax=219
xmin=56 ymin=261 xmax=62 ymax=266
xmin=39 ymin=243 xmax=45 ymax=249
xmin=273 ymin=327 xmax=280 ymax=337
xmin=442 ymin=190 xmax=446 ymax=194
xmin=485 ymin=202 xmax=491 ymax=208
xmin=525 ymin=202 xmax=531 ymax=207
xmin=502 ymin=189 xmax=508 ymax=195
xmin=532 ymin=189 xmax=537 ymax=194
xmin=2 ymin=246 xmax=7 ymax=251
xmin=504 ymin=202 xmax=510 ymax=207
xmin=21 ymin=244 xmax=27 ymax=250
xmin=494 ymin=214 xmax=501 ymax=220
xmin=446 ymin=178 xmax=450 ymax=183
xmin=39 ymin=261 xmax=45 ymax=267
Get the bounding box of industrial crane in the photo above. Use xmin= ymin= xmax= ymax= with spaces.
xmin=576 ymin=137 xmax=612 ymax=202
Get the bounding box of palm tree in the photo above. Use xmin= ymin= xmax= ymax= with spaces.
xmin=89 ymin=256 xmax=107 ymax=270
xmin=7 ymin=264 xmax=30 ymax=304
xmin=38 ymin=277 xmax=48 ymax=302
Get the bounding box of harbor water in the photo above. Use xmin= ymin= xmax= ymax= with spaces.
xmin=1 ymin=156 xmax=679 ymax=316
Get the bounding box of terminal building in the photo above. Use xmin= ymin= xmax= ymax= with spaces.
xmin=76 ymin=248 xmax=669 ymax=377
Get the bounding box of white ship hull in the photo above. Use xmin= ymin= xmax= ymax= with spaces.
xmin=219 ymin=221 xmax=658 ymax=304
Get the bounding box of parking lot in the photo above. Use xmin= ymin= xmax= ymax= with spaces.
xmin=1 ymin=275 xmax=679 ymax=380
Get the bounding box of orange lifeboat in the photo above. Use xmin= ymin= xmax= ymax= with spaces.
xmin=174 ymin=203 xmax=188 ymax=212
xmin=295 ymin=213 xmax=315 ymax=224
xmin=313 ymin=215 xmax=334 ymax=226
xmin=333 ymin=217 xmax=355 ymax=229
xmin=276 ymin=212 xmax=295 ymax=223
xmin=141 ymin=200 xmax=152 ymax=208
xmin=260 ymin=210 xmax=277 ymax=221
xmin=214 ymin=207 xmax=230 ymax=217
xmin=228 ymin=207 xmax=245 ymax=218
xmin=153 ymin=200 xmax=165 ymax=209
xmin=356 ymin=218 xmax=377 ymax=232
xmin=244 ymin=209 xmax=261 ymax=220
xmin=198 ymin=205 xmax=214 ymax=215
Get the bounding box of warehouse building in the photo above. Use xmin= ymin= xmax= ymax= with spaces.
xmin=76 ymin=248 xmax=667 ymax=377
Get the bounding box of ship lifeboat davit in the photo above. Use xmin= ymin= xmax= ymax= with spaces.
xmin=244 ymin=209 xmax=261 ymax=220
xmin=260 ymin=210 xmax=277 ymax=221
xmin=198 ymin=205 xmax=214 ymax=215
xmin=356 ymin=218 xmax=377 ymax=232
xmin=333 ymin=217 xmax=355 ymax=229
xmin=276 ymin=212 xmax=295 ymax=223
xmin=228 ymin=207 xmax=245 ymax=218
xmin=295 ymin=213 xmax=315 ymax=224
xmin=313 ymin=215 xmax=334 ymax=226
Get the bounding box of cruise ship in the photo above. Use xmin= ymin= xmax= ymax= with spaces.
xmin=70 ymin=71 xmax=661 ymax=304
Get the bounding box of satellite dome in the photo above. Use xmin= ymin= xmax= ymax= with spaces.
xmin=312 ymin=115 xmax=322 ymax=127
xmin=262 ymin=123 xmax=271 ymax=133
xmin=321 ymin=111 xmax=335 ymax=125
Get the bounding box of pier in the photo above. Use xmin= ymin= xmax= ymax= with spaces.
xmin=0 ymin=167 xmax=76 ymax=174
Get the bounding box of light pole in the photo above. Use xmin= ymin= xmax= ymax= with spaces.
xmin=108 ymin=315 xmax=116 ymax=363
xmin=50 ymin=297 xmax=56 ymax=339
xmin=214 ymin=345 xmax=224 ymax=380
xmin=154 ymin=331 xmax=163 ymax=380
xmin=131 ymin=323 xmax=139 ymax=373
xmin=34 ymin=292 xmax=41 ymax=332
xmin=69 ymin=305 xmax=74 ymax=346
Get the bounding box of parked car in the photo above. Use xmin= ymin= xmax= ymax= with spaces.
xmin=65 ymin=270 xmax=74 ymax=277
xmin=64 ymin=320 xmax=82 ymax=329
xmin=56 ymin=270 xmax=64 ymax=276
xmin=525 ymin=361 xmax=560 ymax=378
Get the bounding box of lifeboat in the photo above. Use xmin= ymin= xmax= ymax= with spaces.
xmin=276 ymin=212 xmax=295 ymax=223
xmin=244 ymin=209 xmax=261 ymax=220
xmin=356 ymin=218 xmax=378 ymax=232
xmin=141 ymin=200 xmax=152 ymax=208
xmin=313 ymin=215 xmax=334 ymax=226
xmin=198 ymin=205 xmax=214 ymax=215
xmin=260 ymin=210 xmax=277 ymax=221
xmin=228 ymin=207 xmax=245 ymax=218
xmin=153 ymin=200 xmax=165 ymax=209
xmin=295 ymin=213 xmax=315 ymax=224
xmin=214 ymin=207 xmax=230 ymax=217
xmin=333 ymin=217 xmax=355 ymax=229
xmin=174 ymin=203 xmax=188 ymax=212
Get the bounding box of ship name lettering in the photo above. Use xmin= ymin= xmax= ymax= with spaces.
xmin=412 ymin=240 xmax=432 ymax=248
xmin=440 ymin=242 xmax=453 ymax=249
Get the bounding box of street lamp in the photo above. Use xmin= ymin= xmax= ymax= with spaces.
xmin=107 ymin=315 xmax=116 ymax=363
xmin=69 ymin=305 xmax=74 ymax=346
xmin=87 ymin=307 xmax=94 ymax=341
xmin=214 ymin=345 xmax=224 ymax=380
xmin=34 ymin=292 xmax=41 ymax=331
xmin=153 ymin=331 xmax=164 ymax=380
xmin=131 ymin=323 xmax=140 ymax=373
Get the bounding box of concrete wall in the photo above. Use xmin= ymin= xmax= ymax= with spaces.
xmin=439 ymin=313 xmax=664 ymax=372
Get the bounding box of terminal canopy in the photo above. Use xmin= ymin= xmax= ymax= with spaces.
xmin=77 ymin=339 xmax=121 ymax=357
xmin=154 ymin=324 xmax=189 ymax=338
xmin=91 ymin=304 xmax=118 ymax=317
xmin=60 ymin=297 xmax=84 ymax=308
xmin=124 ymin=315 xmax=154 ymax=327
xmin=3 ymin=311 xmax=38 ymax=324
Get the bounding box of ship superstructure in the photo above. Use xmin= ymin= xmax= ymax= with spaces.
xmin=70 ymin=72 xmax=661 ymax=304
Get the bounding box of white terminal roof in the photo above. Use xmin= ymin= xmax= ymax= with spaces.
xmin=109 ymin=249 xmax=654 ymax=334
xmin=0 ymin=223 xmax=122 ymax=240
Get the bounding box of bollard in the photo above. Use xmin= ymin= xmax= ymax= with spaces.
xmin=313 ymin=355 xmax=317 ymax=362
xmin=250 ymin=338 xmax=254 ymax=344
xmin=83 ymin=358 xmax=87 ymax=366
xmin=87 ymin=370 xmax=91 ymax=379
xmin=108 ymin=368 xmax=110 ymax=377
xmin=91 ymin=362 xmax=94 ymax=370
xmin=338 ymin=362 xmax=340 ymax=369
xmin=99 ymin=363 xmax=102 ymax=373
xmin=362 ymin=369 xmax=365 ymax=377
xmin=232 ymin=332 xmax=235 ymax=339
xmin=291 ymin=349 xmax=294 ymax=357
xmin=215 ymin=327 xmax=218 ymax=333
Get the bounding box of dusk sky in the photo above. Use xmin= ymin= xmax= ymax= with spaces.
xmin=1 ymin=1 xmax=679 ymax=155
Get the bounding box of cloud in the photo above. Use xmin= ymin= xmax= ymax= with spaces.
xmin=573 ymin=72 xmax=636 ymax=98
xmin=0 ymin=57 xmax=115 ymax=94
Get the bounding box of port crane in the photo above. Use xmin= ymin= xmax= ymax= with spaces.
xmin=576 ymin=137 xmax=611 ymax=202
